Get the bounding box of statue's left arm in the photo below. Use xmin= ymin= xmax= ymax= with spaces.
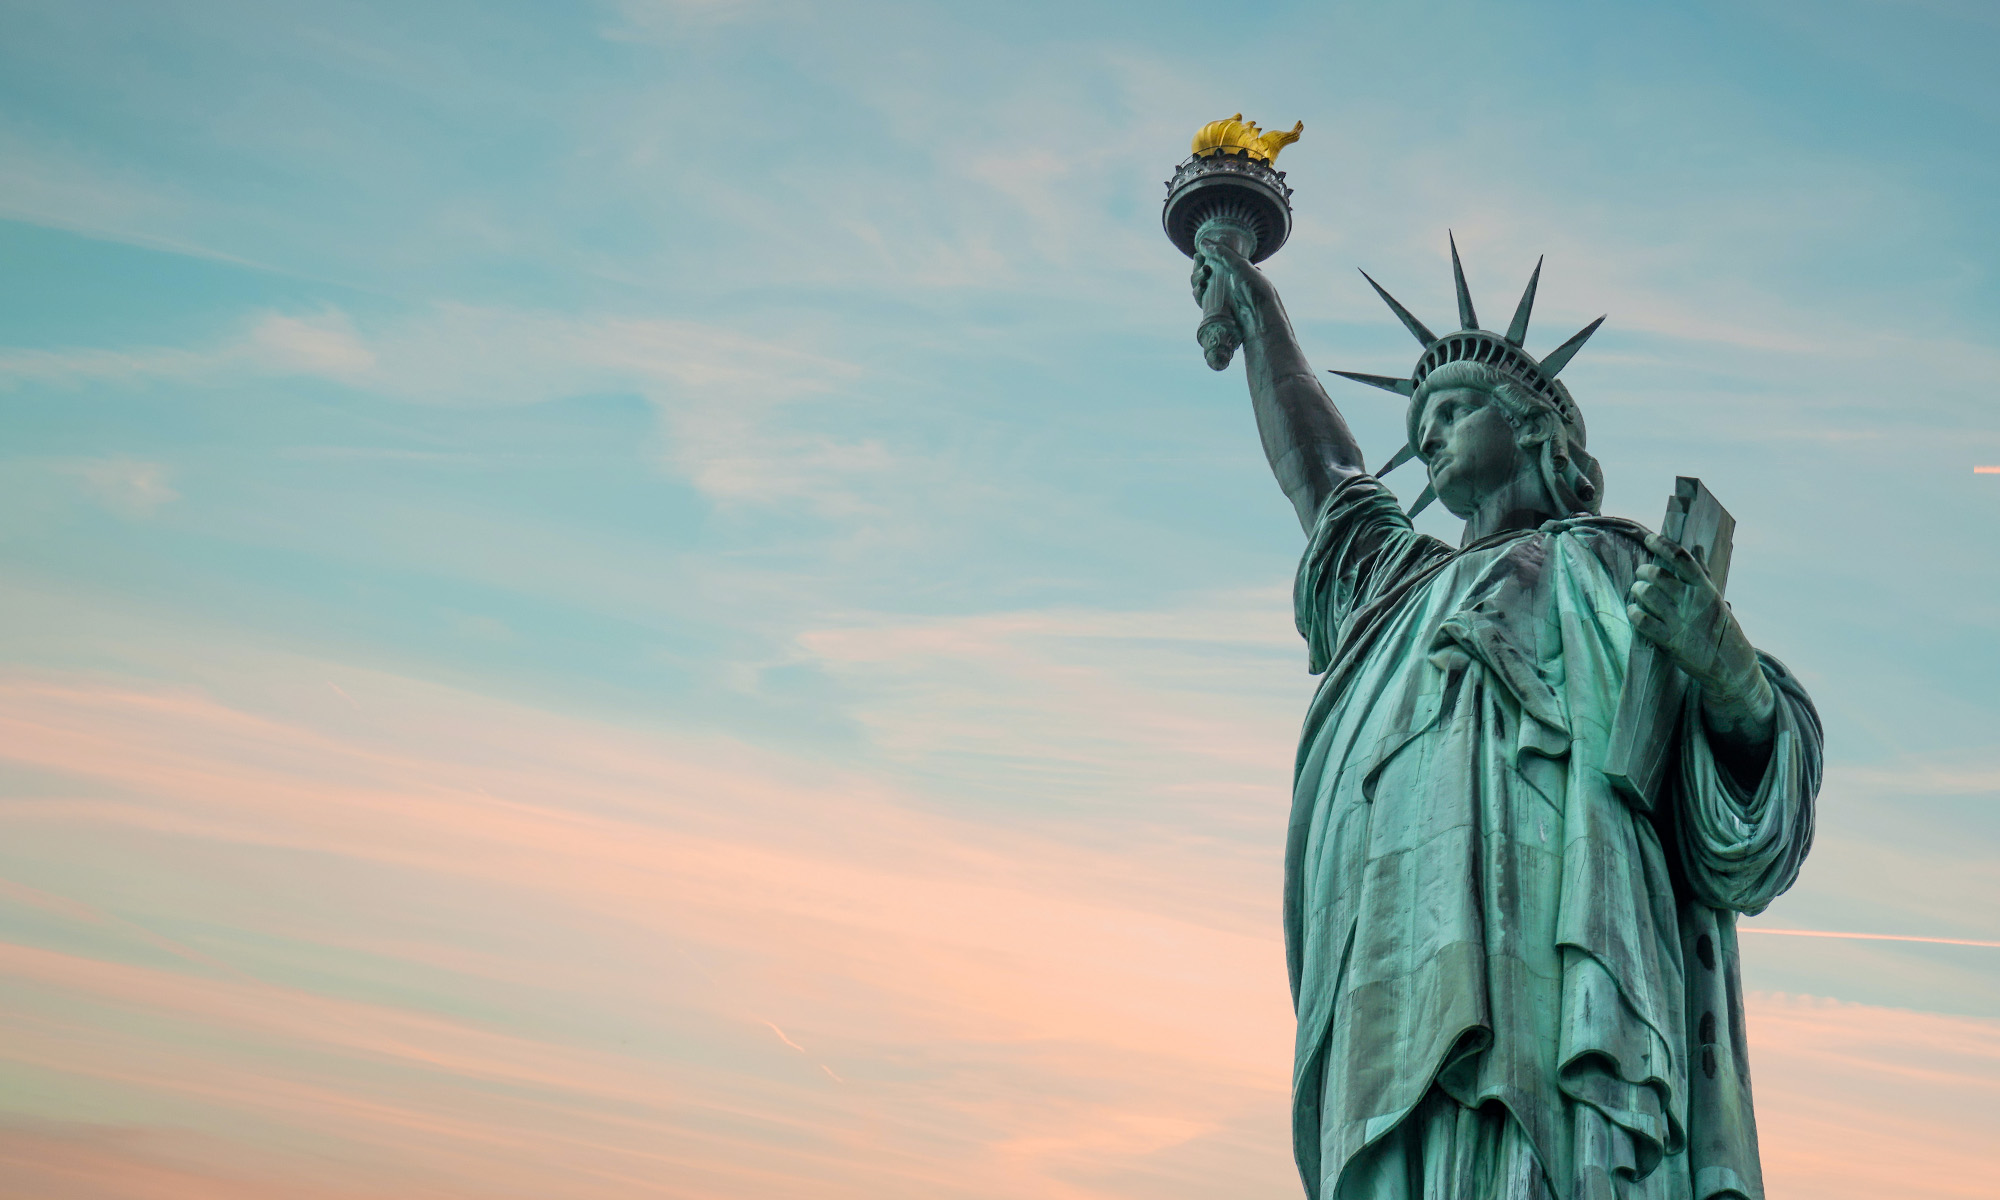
xmin=1629 ymin=534 xmax=1823 ymax=911
xmin=1671 ymin=653 xmax=1822 ymax=912
xmin=1627 ymin=533 xmax=1777 ymax=776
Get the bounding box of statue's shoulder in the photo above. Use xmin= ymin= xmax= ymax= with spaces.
xmin=1542 ymin=514 xmax=1652 ymax=542
xmin=1577 ymin=515 xmax=1652 ymax=540
xmin=1542 ymin=515 xmax=1656 ymax=575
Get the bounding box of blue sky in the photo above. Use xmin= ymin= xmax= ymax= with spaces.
xmin=0 ymin=1 xmax=1996 ymax=1196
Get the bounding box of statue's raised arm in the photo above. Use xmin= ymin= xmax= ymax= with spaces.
xmin=1160 ymin=115 xmax=1363 ymax=530
xmin=1192 ymin=237 xmax=1366 ymax=531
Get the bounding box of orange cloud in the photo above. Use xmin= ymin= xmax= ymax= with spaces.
xmin=1748 ymin=993 xmax=2000 ymax=1200
xmin=0 ymin=664 xmax=1993 ymax=1198
xmin=0 ymin=667 xmax=1296 ymax=1198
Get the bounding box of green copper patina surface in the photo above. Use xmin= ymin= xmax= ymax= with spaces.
xmin=1186 ymin=230 xmax=1822 ymax=1200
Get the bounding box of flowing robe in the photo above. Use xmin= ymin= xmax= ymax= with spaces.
xmin=1286 ymin=476 xmax=1820 ymax=1200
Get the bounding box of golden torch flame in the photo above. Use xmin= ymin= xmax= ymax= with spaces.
xmin=1191 ymin=114 xmax=1304 ymax=164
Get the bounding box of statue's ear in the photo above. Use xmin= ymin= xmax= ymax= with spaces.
xmin=1513 ymin=407 xmax=1557 ymax=450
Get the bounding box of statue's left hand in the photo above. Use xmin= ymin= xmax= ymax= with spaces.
xmin=1629 ymin=534 xmax=1777 ymax=748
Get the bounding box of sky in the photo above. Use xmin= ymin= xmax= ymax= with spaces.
xmin=0 ymin=0 xmax=1997 ymax=1196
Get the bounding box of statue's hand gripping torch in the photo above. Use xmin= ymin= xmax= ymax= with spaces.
xmin=1162 ymin=116 xmax=1302 ymax=371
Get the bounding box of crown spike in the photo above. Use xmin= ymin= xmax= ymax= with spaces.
xmin=1329 ymin=369 xmax=1415 ymax=396
xmin=1358 ymin=270 xmax=1437 ymax=348
xmin=1539 ymin=315 xmax=1606 ymax=379
xmin=1375 ymin=443 xmax=1418 ymax=477
xmin=1407 ymin=482 xmax=1439 ymax=519
xmin=1449 ymin=232 xmax=1478 ymax=330
xmin=1505 ymin=256 xmax=1542 ymax=346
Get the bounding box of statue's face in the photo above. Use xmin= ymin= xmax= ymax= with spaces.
xmin=1417 ymin=387 xmax=1531 ymax=518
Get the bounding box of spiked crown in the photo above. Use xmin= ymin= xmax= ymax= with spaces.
xmin=1331 ymin=234 xmax=1605 ymax=517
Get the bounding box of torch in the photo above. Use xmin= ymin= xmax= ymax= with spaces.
xmin=1162 ymin=115 xmax=1303 ymax=371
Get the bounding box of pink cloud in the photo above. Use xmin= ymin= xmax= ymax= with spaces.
xmin=0 ymin=665 xmax=1993 ymax=1198
xmin=0 ymin=668 xmax=1295 ymax=1198
xmin=0 ymin=1121 xmax=442 ymax=1200
xmin=1749 ymin=993 xmax=2000 ymax=1200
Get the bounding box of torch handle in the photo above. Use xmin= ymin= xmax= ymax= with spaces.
xmin=1193 ymin=218 xmax=1256 ymax=371
xmin=1197 ymin=272 xmax=1241 ymax=371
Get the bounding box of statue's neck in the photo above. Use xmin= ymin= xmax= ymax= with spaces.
xmin=1461 ymin=468 xmax=1562 ymax=547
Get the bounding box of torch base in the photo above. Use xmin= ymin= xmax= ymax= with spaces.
xmin=1161 ymin=152 xmax=1294 ymax=263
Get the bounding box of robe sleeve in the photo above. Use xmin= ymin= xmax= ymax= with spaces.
xmin=1673 ymin=653 xmax=1823 ymax=914
xmin=1294 ymin=474 xmax=1450 ymax=674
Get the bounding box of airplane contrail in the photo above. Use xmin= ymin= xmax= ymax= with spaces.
xmin=762 ymin=1019 xmax=845 ymax=1083
xmin=1741 ymin=927 xmax=2000 ymax=950
xmin=761 ymin=1020 xmax=808 ymax=1053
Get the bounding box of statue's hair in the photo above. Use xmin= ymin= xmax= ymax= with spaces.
xmin=1410 ymin=360 xmax=1604 ymax=514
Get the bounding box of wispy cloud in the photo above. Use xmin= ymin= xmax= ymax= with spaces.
xmin=0 ymin=303 xmax=883 ymax=512
xmin=0 ymin=663 xmax=1295 ymax=1198
xmin=0 ymin=661 xmax=1992 ymax=1198
xmin=250 ymin=310 xmax=377 ymax=377
xmin=1750 ymin=992 xmax=2000 ymax=1200
xmin=0 ymin=120 xmax=267 ymax=270
xmin=0 ymin=305 xmax=839 ymax=400
xmin=1830 ymin=761 xmax=2000 ymax=795
xmin=601 ymin=0 xmax=760 ymax=40
xmin=793 ymin=596 xmax=1307 ymax=835
xmin=0 ymin=309 xmax=369 ymax=390
xmin=61 ymin=458 xmax=180 ymax=518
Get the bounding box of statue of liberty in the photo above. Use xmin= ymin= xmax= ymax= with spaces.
xmin=1191 ymin=230 xmax=1822 ymax=1199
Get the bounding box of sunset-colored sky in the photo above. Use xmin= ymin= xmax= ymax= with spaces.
xmin=2 ymin=1 xmax=1998 ymax=1197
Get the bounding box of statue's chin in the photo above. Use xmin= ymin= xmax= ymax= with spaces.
xmin=1429 ymin=475 xmax=1470 ymax=519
